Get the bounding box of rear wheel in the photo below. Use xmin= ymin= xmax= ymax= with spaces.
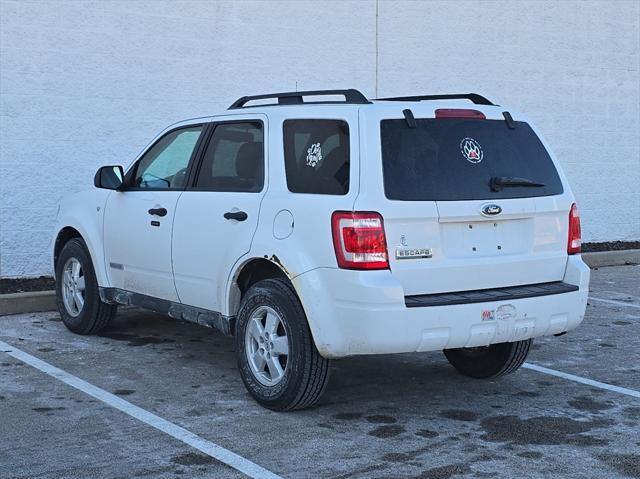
xmin=55 ymin=238 xmax=117 ymax=334
xmin=235 ymin=278 xmax=330 ymax=411
xmin=443 ymin=339 xmax=532 ymax=379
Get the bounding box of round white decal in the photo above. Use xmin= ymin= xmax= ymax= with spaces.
xmin=460 ymin=137 xmax=483 ymax=164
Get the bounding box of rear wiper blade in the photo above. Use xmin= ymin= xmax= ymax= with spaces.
xmin=489 ymin=176 xmax=545 ymax=192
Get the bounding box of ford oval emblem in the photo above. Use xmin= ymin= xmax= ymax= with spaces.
xmin=481 ymin=204 xmax=502 ymax=216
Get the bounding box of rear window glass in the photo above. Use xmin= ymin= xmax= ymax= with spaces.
xmin=283 ymin=119 xmax=350 ymax=195
xmin=381 ymin=119 xmax=563 ymax=201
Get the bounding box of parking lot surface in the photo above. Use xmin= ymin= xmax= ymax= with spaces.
xmin=1 ymin=265 xmax=639 ymax=479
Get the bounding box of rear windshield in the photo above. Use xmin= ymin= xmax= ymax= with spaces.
xmin=381 ymin=118 xmax=563 ymax=201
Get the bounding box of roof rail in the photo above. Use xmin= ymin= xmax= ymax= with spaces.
xmin=228 ymin=89 xmax=371 ymax=109
xmin=377 ymin=93 xmax=495 ymax=106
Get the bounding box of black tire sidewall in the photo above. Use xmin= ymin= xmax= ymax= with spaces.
xmin=236 ymin=280 xmax=310 ymax=410
xmin=444 ymin=340 xmax=531 ymax=379
xmin=55 ymin=238 xmax=101 ymax=334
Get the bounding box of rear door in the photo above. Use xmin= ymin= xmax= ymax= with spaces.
xmin=172 ymin=117 xmax=266 ymax=311
xmin=361 ymin=106 xmax=571 ymax=296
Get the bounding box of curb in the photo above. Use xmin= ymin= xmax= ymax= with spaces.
xmin=581 ymin=249 xmax=640 ymax=268
xmin=0 ymin=291 xmax=57 ymax=316
xmin=0 ymin=250 xmax=638 ymax=316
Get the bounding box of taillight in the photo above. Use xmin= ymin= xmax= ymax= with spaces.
xmin=568 ymin=203 xmax=581 ymax=255
xmin=435 ymin=108 xmax=486 ymax=120
xmin=331 ymin=211 xmax=389 ymax=270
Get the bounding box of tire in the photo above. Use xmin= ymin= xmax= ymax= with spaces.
xmin=443 ymin=339 xmax=532 ymax=379
xmin=55 ymin=238 xmax=117 ymax=335
xmin=235 ymin=278 xmax=330 ymax=411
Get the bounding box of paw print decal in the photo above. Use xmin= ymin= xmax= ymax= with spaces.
xmin=460 ymin=137 xmax=483 ymax=164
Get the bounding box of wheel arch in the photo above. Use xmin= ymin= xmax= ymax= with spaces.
xmin=52 ymin=188 xmax=111 ymax=285
xmin=53 ymin=226 xmax=82 ymax=270
xmin=227 ymin=257 xmax=291 ymax=318
xmin=52 ymin=221 xmax=108 ymax=286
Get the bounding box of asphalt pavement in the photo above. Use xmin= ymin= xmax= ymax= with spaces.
xmin=1 ymin=265 xmax=639 ymax=479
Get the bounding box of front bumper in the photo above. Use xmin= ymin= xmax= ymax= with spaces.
xmin=293 ymin=256 xmax=590 ymax=358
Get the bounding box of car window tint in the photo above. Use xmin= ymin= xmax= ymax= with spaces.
xmin=283 ymin=119 xmax=349 ymax=195
xmin=195 ymin=122 xmax=264 ymax=192
xmin=134 ymin=126 xmax=203 ymax=189
xmin=380 ymin=119 xmax=563 ymax=200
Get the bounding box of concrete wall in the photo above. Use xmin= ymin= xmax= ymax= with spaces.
xmin=1 ymin=0 xmax=638 ymax=278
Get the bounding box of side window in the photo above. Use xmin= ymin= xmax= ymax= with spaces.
xmin=133 ymin=126 xmax=203 ymax=189
xmin=283 ymin=119 xmax=350 ymax=195
xmin=195 ymin=122 xmax=264 ymax=192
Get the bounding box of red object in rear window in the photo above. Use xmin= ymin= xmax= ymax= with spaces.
xmin=435 ymin=109 xmax=486 ymax=120
xmin=568 ymin=203 xmax=582 ymax=255
xmin=332 ymin=211 xmax=389 ymax=270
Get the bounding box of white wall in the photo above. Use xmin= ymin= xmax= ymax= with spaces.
xmin=0 ymin=0 xmax=638 ymax=278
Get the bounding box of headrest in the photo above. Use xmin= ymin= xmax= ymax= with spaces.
xmin=319 ymin=145 xmax=349 ymax=174
xmin=236 ymin=142 xmax=263 ymax=180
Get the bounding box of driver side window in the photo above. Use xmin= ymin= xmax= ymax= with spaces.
xmin=133 ymin=126 xmax=203 ymax=189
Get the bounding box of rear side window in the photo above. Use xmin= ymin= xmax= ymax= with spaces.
xmin=283 ymin=119 xmax=350 ymax=195
xmin=195 ymin=122 xmax=263 ymax=192
xmin=381 ymin=119 xmax=563 ymax=201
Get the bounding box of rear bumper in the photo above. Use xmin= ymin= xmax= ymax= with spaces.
xmin=293 ymin=256 xmax=590 ymax=358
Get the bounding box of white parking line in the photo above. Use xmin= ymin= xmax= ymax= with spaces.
xmin=0 ymin=340 xmax=282 ymax=479
xmin=589 ymin=297 xmax=640 ymax=310
xmin=523 ymin=362 xmax=640 ymax=399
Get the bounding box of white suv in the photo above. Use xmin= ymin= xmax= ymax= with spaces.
xmin=52 ymin=89 xmax=590 ymax=410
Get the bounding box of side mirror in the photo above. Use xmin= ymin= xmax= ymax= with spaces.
xmin=94 ymin=165 xmax=124 ymax=190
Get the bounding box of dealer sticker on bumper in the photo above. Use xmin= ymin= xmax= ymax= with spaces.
xmin=481 ymin=309 xmax=495 ymax=321
xmin=482 ymin=304 xmax=517 ymax=322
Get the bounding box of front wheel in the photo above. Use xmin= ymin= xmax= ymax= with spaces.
xmin=443 ymin=339 xmax=532 ymax=379
xmin=235 ymin=278 xmax=330 ymax=411
xmin=55 ymin=238 xmax=117 ymax=335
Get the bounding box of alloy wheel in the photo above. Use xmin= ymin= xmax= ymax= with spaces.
xmin=244 ymin=306 xmax=290 ymax=386
xmin=61 ymin=257 xmax=85 ymax=317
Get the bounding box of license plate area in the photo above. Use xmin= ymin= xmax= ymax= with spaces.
xmin=440 ymin=219 xmax=532 ymax=258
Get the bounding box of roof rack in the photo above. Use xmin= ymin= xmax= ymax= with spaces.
xmin=228 ymin=89 xmax=371 ymax=109
xmin=377 ymin=93 xmax=494 ymax=106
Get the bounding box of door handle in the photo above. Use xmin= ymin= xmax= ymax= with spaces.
xmin=224 ymin=211 xmax=248 ymax=221
xmin=148 ymin=207 xmax=167 ymax=217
